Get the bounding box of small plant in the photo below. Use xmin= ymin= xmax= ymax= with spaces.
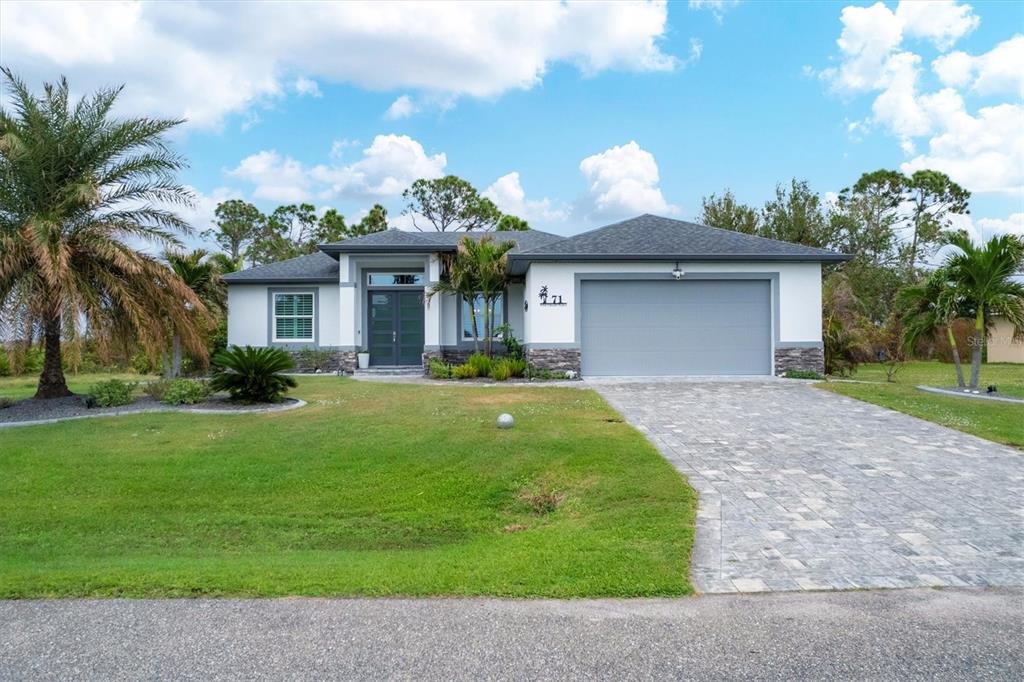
xmin=466 ymin=352 xmax=492 ymax=376
xmin=0 ymin=352 xmax=10 ymax=377
xmin=298 ymin=348 xmax=335 ymax=373
xmin=86 ymin=379 xmax=137 ymax=408
xmin=428 ymin=358 xmax=453 ymax=379
xmin=452 ymin=363 xmax=478 ymax=379
xmin=209 ymin=345 xmax=298 ymax=403
xmin=142 ymin=379 xmax=172 ymax=401
xmin=505 ymin=358 xmax=527 ymax=377
xmin=161 ymin=378 xmax=209 ymax=405
xmin=495 ymin=323 xmax=525 ymax=361
xmin=783 ymin=369 xmax=824 ymax=380
xmin=525 ymin=365 xmax=566 ymax=381
xmin=517 ymin=480 xmax=565 ymax=516
xmin=489 ymin=359 xmax=513 ymax=381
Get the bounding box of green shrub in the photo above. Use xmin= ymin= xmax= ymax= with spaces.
xmin=466 ymin=352 xmax=492 ymax=376
xmin=428 ymin=358 xmax=453 ymax=379
xmin=452 ymin=363 xmax=479 ymax=379
xmin=86 ymin=379 xmax=137 ymax=408
xmin=131 ymin=352 xmax=159 ymax=375
xmin=783 ymin=369 xmax=825 ymax=380
xmin=142 ymin=379 xmax=171 ymax=401
xmin=209 ymin=345 xmax=298 ymax=403
xmin=496 ymin=324 xmax=525 ymax=361
xmin=162 ymin=378 xmax=210 ymax=405
xmin=0 ymin=352 xmax=10 ymax=377
xmin=489 ymin=359 xmax=512 ymax=381
xmin=505 ymin=358 xmax=527 ymax=377
xmin=298 ymin=348 xmax=335 ymax=373
xmin=525 ymin=365 xmax=567 ymax=381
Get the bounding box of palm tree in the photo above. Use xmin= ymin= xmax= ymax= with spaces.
xmin=897 ymin=267 xmax=968 ymax=387
xmin=209 ymin=252 xmax=243 ymax=275
xmin=0 ymin=70 xmax=203 ymax=398
xmin=164 ymin=249 xmax=224 ymax=378
xmin=465 ymin=236 xmax=515 ymax=356
xmin=428 ymin=239 xmax=482 ymax=351
xmin=942 ymin=231 xmax=1024 ymax=389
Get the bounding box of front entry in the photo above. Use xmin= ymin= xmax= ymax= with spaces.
xmin=368 ymin=291 xmax=425 ymax=366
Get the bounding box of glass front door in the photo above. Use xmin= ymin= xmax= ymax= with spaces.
xmin=368 ymin=291 xmax=424 ymax=366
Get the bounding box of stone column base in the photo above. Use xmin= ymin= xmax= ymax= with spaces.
xmin=287 ymin=349 xmax=357 ymax=374
xmin=526 ymin=347 xmax=581 ymax=375
xmin=774 ymin=346 xmax=824 ymax=375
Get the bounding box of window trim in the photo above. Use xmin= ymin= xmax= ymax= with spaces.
xmin=271 ymin=291 xmax=316 ymax=343
xmin=461 ymin=292 xmax=506 ymax=340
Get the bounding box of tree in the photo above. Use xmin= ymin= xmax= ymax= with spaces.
xmin=428 ymin=242 xmax=482 ymax=351
xmin=402 ymin=175 xmax=501 ymax=231
xmin=0 ymin=70 xmax=206 ymax=398
xmin=209 ymin=252 xmax=242 ymax=274
xmin=350 ymin=203 xmax=389 ymax=236
xmin=897 ymin=267 xmax=968 ymax=387
xmin=496 ymin=214 xmax=529 ymax=232
xmin=164 ymin=249 xmax=224 ymax=378
xmin=942 ymin=231 xmax=1024 ymax=389
xmin=464 ymin=236 xmax=516 ymax=356
xmin=821 ymin=272 xmax=872 ymax=376
xmin=313 ymin=208 xmax=348 ymax=244
xmin=248 ymin=203 xmax=319 ymax=264
xmin=761 ymin=179 xmax=836 ymax=248
xmin=204 ymin=199 xmax=264 ymax=264
xmin=835 ymin=169 xmax=905 ymax=267
xmin=700 ymin=190 xmax=760 ymax=234
xmin=904 ymin=170 xmax=970 ymax=274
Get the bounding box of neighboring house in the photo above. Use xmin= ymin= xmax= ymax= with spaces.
xmin=987 ymin=317 xmax=1024 ymax=363
xmin=223 ymin=214 xmax=848 ymax=376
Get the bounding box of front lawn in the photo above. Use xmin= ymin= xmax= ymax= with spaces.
xmin=818 ymin=361 xmax=1024 ymax=448
xmin=0 ymin=377 xmax=696 ymax=598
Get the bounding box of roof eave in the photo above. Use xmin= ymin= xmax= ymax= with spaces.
xmin=318 ymin=244 xmax=455 ymax=256
xmin=509 ymin=253 xmax=851 ymax=263
xmin=224 ymin=277 xmax=338 ymax=285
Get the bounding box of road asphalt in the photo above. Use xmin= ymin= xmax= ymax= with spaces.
xmin=1 ymin=588 xmax=1022 ymax=680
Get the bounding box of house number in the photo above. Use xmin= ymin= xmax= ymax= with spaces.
xmin=538 ymin=285 xmax=566 ymax=306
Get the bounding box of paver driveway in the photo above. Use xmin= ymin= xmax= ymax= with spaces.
xmin=591 ymin=380 xmax=1024 ymax=594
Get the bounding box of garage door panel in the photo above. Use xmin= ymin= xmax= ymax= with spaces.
xmin=580 ymin=280 xmax=771 ymax=376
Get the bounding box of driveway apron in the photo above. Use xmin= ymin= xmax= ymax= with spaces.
xmin=591 ymin=380 xmax=1024 ymax=593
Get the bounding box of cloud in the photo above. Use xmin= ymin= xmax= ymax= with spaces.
xmin=1 ymin=0 xmax=677 ymax=129
xmin=229 ymin=135 xmax=446 ymax=203
xmin=688 ymin=1 xmax=740 ymax=24
xmin=384 ymin=95 xmax=418 ymax=120
xmin=577 ymin=141 xmax=678 ymax=219
xmin=821 ymin=1 xmax=1021 ymax=195
xmin=293 ymin=77 xmax=323 ymax=98
xmin=945 ymin=212 xmax=1024 ymax=246
xmin=483 ymin=172 xmax=568 ymax=223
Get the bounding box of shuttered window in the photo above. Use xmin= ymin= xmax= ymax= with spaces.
xmin=273 ymin=293 xmax=315 ymax=341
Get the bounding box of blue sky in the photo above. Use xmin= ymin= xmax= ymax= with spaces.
xmin=2 ymin=1 xmax=1022 ymax=244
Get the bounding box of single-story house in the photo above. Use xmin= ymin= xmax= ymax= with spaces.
xmin=223 ymin=214 xmax=849 ymax=376
xmin=987 ymin=317 xmax=1024 ymax=363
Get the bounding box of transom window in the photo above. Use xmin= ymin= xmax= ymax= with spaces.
xmin=462 ymin=294 xmax=504 ymax=339
xmin=367 ymin=272 xmax=424 ymax=286
xmin=273 ymin=292 xmax=314 ymax=341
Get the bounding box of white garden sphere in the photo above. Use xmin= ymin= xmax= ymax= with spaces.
xmin=497 ymin=413 xmax=514 ymax=429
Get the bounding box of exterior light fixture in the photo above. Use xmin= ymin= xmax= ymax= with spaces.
xmin=672 ymin=262 xmax=684 ymax=280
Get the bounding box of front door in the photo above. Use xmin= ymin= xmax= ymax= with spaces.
xmin=368 ymin=291 xmax=424 ymax=366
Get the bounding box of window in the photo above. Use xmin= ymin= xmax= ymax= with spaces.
xmin=367 ymin=272 xmax=424 ymax=286
xmin=462 ymin=294 xmax=504 ymax=339
xmin=273 ymin=292 xmax=314 ymax=341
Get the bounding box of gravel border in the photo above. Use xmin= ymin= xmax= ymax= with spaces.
xmin=0 ymin=395 xmax=306 ymax=429
xmin=917 ymin=385 xmax=1024 ymax=404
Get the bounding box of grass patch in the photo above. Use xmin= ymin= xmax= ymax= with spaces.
xmin=819 ymin=361 xmax=1024 ymax=448
xmin=0 ymin=372 xmax=155 ymax=401
xmin=0 ymin=376 xmax=696 ymax=598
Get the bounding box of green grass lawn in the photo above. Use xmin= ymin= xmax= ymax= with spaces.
xmin=0 ymin=377 xmax=696 ymax=599
xmin=818 ymin=361 xmax=1024 ymax=448
xmin=0 ymin=372 xmax=156 ymax=401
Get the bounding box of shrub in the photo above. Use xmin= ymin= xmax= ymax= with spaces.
xmin=162 ymin=379 xmax=210 ymax=405
xmin=0 ymin=352 xmax=10 ymax=377
xmin=452 ymin=363 xmax=479 ymax=379
xmin=496 ymin=323 xmax=525 ymax=361
xmin=525 ymin=365 xmax=566 ymax=381
xmin=298 ymin=348 xmax=335 ymax=373
xmin=142 ymin=379 xmax=172 ymax=401
xmin=465 ymin=352 xmax=492 ymax=376
xmin=86 ymin=379 xmax=136 ymax=408
xmin=783 ymin=369 xmax=824 ymax=380
xmin=209 ymin=345 xmax=298 ymax=403
xmin=428 ymin=358 xmax=453 ymax=379
xmin=489 ymin=359 xmax=513 ymax=381
xmin=505 ymin=358 xmax=527 ymax=378
xmin=131 ymin=351 xmax=160 ymax=375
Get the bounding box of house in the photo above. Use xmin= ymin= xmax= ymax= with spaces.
xmin=987 ymin=317 xmax=1024 ymax=363
xmin=223 ymin=214 xmax=849 ymax=376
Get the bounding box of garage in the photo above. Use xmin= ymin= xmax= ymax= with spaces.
xmin=580 ymin=279 xmax=772 ymax=376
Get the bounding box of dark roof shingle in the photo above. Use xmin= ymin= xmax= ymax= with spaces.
xmin=222 ymin=251 xmax=339 ymax=283
xmin=319 ymin=228 xmax=564 ymax=254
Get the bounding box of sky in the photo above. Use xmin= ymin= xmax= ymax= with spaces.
xmin=1 ymin=0 xmax=1022 ymax=248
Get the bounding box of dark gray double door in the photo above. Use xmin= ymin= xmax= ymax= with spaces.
xmin=368 ymin=291 xmax=424 ymax=366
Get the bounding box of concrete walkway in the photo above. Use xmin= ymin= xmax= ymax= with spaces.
xmin=592 ymin=380 xmax=1024 ymax=593
xmin=1 ymin=589 xmax=1020 ymax=680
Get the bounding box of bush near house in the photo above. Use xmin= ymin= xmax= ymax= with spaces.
xmin=210 ymin=345 xmax=297 ymax=403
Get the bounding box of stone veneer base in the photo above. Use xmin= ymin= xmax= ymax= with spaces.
xmin=526 ymin=347 xmax=582 ymax=375
xmin=286 ymin=350 xmax=357 ymax=374
xmin=774 ymin=346 xmax=824 ymax=375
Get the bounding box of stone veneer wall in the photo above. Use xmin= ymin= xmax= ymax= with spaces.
xmin=287 ymin=349 xmax=357 ymax=374
xmin=526 ymin=347 xmax=582 ymax=375
xmin=774 ymin=346 xmax=824 ymax=375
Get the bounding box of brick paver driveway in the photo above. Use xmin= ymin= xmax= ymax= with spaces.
xmin=591 ymin=380 xmax=1024 ymax=594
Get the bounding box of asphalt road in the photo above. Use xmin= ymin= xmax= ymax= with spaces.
xmin=2 ymin=589 xmax=1021 ymax=681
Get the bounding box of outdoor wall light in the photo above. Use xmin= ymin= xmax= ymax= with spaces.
xmin=672 ymin=262 xmax=685 ymax=280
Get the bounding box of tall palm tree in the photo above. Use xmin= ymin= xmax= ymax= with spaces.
xmin=465 ymin=235 xmax=515 ymax=356
xmin=897 ymin=267 xmax=968 ymax=387
xmin=164 ymin=249 xmax=224 ymax=378
xmin=0 ymin=70 xmax=203 ymax=398
xmin=428 ymin=240 xmax=482 ymax=351
xmin=942 ymin=231 xmax=1024 ymax=389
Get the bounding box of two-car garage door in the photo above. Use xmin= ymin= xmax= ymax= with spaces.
xmin=580 ymin=280 xmax=772 ymax=376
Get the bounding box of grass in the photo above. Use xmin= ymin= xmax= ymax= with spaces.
xmin=817 ymin=361 xmax=1024 ymax=448
xmin=0 ymin=376 xmax=696 ymax=599
xmin=0 ymin=372 xmax=155 ymax=401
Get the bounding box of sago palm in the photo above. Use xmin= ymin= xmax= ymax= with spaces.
xmin=164 ymin=249 xmax=224 ymax=378
xmin=942 ymin=231 xmax=1024 ymax=389
xmin=0 ymin=70 xmax=203 ymax=398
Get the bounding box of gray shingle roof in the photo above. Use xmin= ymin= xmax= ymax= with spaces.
xmin=222 ymin=251 xmax=339 ymax=284
xmin=514 ymin=214 xmax=849 ymax=262
xmin=319 ymin=228 xmax=564 ymax=255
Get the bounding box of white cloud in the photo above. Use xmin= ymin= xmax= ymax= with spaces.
xmin=293 ymin=77 xmax=323 ymax=98
xmin=945 ymin=212 xmax=1024 ymax=246
xmin=483 ymin=172 xmax=568 ymax=223
xmin=1 ymin=0 xmax=677 ymax=129
xmin=684 ymin=38 xmax=703 ymax=67
xmin=384 ymin=95 xmax=418 ymax=120
xmin=932 ymin=35 xmax=1024 ymax=96
xmin=894 ymin=0 xmax=979 ymax=51
xmin=577 ymin=141 xmax=678 ymax=219
xmin=229 ymin=135 xmax=446 ymax=203
xmin=688 ymin=1 xmax=740 ymax=24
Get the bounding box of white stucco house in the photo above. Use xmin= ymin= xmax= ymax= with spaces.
xmin=223 ymin=214 xmax=849 ymax=376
